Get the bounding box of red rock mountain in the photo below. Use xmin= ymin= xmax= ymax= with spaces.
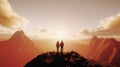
xmin=0 ymin=31 xmax=40 ymax=67
xmin=87 ymin=36 xmax=120 ymax=67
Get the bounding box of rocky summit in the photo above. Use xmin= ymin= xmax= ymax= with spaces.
xmin=25 ymin=51 xmax=112 ymax=67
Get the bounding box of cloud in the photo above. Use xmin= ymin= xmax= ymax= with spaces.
xmin=38 ymin=29 xmax=47 ymax=33
xmin=80 ymin=28 xmax=120 ymax=37
xmin=79 ymin=29 xmax=90 ymax=35
xmin=79 ymin=13 xmax=120 ymax=37
xmin=0 ymin=0 xmax=28 ymax=28
xmin=100 ymin=13 xmax=120 ymax=30
xmin=34 ymin=28 xmax=47 ymax=33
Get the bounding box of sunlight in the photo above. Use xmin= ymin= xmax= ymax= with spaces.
xmin=54 ymin=30 xmax=66 ymax=40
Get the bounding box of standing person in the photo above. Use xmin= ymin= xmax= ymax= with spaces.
xmin=60 ymin=40 xmax=64 ymax=54
xmin=56 ymin=41 xmax=59 ymax=53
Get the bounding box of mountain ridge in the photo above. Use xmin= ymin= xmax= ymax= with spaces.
xmin=87 ymin=36 xmax=120 ymax=67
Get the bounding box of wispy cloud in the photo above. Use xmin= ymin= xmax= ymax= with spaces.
xmin=34 ymin=28 xmax=47 ymax=33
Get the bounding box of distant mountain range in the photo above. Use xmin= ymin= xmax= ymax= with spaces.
xmin=0 ymin=31 xmax=40 ymax=67
xmin=87 ymin=36 xmax=120 ymax=67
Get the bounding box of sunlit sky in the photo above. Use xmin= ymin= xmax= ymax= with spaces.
xmin=8 ymin=0 xmax=120 ymax=39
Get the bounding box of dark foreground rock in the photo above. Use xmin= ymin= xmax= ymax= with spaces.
xmin=25 ymin=51 xmax=112 ymax=67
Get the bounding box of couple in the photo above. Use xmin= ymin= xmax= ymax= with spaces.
xmin=56 ymin=40 xmax=64 ymax=53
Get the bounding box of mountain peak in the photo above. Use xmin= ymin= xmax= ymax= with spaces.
xmin=10 ymin=30 xmax=25 ymax=40
xmin=109 ymin=38 xmax=117 ymax=42
xmin=6 ymin=30 xmax=32 ymax=46
xmin=13 ymin=30 xmax=25 ymax=36
xmin=92 ymin=36 xmax=99 ymax=39
xmin=0 ymin=30 xmax=40 ymax=67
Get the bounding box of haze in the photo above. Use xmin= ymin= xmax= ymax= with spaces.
xmin=6 ymin=0 xmax=120 ymax=39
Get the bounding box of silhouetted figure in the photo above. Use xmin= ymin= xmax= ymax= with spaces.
xmin=60 ymin=40 xmax=64 ymax=54
xmin=56 ymin=41 xmax=59 ymax=53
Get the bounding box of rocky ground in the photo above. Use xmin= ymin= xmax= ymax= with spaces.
xmin=25 ymin=51 xmax=113 ymax=67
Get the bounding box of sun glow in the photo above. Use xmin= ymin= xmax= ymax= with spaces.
xmin=54 ymin=30 xmax=67 ymax=40
xmin=23 ymin=26 xmax=69 ymax=40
